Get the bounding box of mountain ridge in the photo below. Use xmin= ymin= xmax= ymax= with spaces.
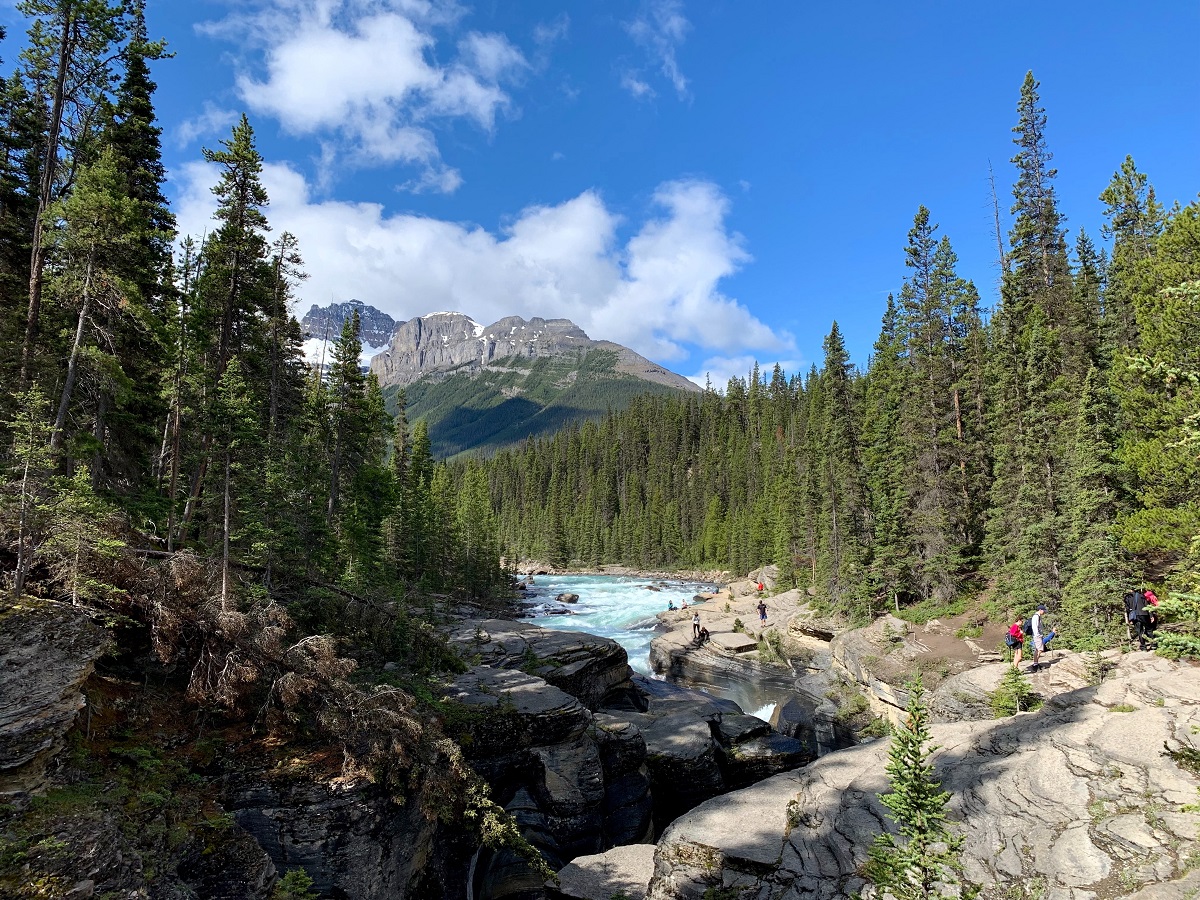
xmin=299 ymin=303 xmax=700 ymax=458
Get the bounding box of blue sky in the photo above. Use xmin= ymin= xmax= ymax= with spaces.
xmin=4 ymin=1 xmax=1198 ymax=385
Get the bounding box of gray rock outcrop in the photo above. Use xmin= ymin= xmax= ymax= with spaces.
xmin=225 ymin=774 xmax=447 ymax=899
xmin=0 ymin=603 xmax=108 ymax=796
xmin=369 ymin=312 xmax=698 ymax=392
xmin=646 ymin=652 xmax=1200 ymax=899
xmin=300 ymin=299 xmax=397 ymax=350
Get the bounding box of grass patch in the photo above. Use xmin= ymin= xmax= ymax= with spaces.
xmin=1110 ymin=702 xmax=1137 ymax=713
xmin=954 ymin=624 xmax=983 ymax=639
xmin=896 ymin=595 xmax=969 ymax=625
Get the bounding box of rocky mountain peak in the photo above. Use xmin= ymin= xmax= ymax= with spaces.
xmin=300 ymin=300 xmax=398 ymax=369
xmin=370 ymin=312 xmax=696 ymax=393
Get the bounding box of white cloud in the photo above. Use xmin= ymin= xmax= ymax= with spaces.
xmin=199 ymin=0 xmax=528 ymax=191
xmin=173 ymin=165 xmax=793 ymax=365
xmin=176 ymin=102 xmax=239 ymax=147
xmin=621 ymin=72 xmax=655 ymax=100
xmin=625 ymin=0 xmax=690 ymax=100
xmin=533 ymin=14 xmax=569 ymax=50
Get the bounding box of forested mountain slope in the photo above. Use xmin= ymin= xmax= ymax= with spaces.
xmin=370 ymin=312 xmax=700 ymax=458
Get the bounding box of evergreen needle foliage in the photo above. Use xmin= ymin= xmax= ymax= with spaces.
xmin=865 ymin=675 xmax=975 ymax=900
xmin=989 ymin=668 xmax=1041 ymax=717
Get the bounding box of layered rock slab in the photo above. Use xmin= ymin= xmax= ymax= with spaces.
xmin=0 ymin=602 xmax=108 ymax=795
xmin=646 ymin=654 xmax=1200 ymax=899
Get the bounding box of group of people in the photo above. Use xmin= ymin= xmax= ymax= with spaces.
xmin=1005 ymin=604 xmax=1058 ymax=672
xmin=1005 ymin=586 xmax=1162 ymax=671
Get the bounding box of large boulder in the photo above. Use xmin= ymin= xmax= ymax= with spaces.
xmin=646 ymin=653 xmax=1200 ymax=899
xmin=613 ymin=678 xmax=806 ymax=833
xmin=0 ymin=603 xmax=108 ymax=796
xmin=449 ymin=619 xmax=645 ymax=711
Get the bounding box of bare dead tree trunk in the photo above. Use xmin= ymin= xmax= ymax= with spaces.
xmin=988 ymin=160 xmax=1009 ymax=282
xmin=221 ymin=450 xmax=232 ymax=611
xmin=22 ymin=10 xmax=75 ymax=386
xmin=51 ymin=253 xmax=96 ymax=452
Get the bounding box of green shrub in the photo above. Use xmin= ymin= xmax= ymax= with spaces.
xmin=757 ymin=628 xmax=785 ymax=662
xmin=860 ymin=716 xmax=893 ymax=739
xmin=733 ymin=618 xmax=744 ymax=633
xmin=272 ymin=868 xmax=317 ymax=900
xmin=989 ymin=668 xmax=1041 ymax=717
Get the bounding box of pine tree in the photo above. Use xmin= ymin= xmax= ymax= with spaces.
xmin=816 ymin=323 xmax=870 ymax=619
xmin=42 ymin=147 xmax=139 ymax=455
xmin=0 ymin=69 xmax=42 ymax=404
xmin=865 ymin=675 xmax=971 ymax=899
xmin=17 ymin=0 xmax=129 ymax=384
xmin=986 ymin=73 xmax=1076 ymax=603
xmin=94 ymin=0 xmax=174 ymax=493
xmin=179 ymin=115 xmax=272 ymax=538
xmin=864 ymin=295 xmax=910 ymax=605
xmin=1099 ymin=155 xmax=1163 ymax=352
xmin=1059 ymin=369 xmax=1128 ymax=648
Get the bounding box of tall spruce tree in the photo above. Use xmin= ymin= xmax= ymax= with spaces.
xmin=17 ymin=0 xmax=128 ymax=385
xmin=1059 ymin=368 xmax=1128 ymax=647
xmin=1099 ymin=156 xmax=1163 ymax=353
xmin=816 ymin=323 xmax=870 ymax=619
xmin=864 ymin=295 xmax=911 ymax=605
xmin=986 ymin=72 xmax=1076 ymax=603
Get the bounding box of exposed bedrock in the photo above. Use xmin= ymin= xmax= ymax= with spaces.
xmin=646 ymin=652 xmax=1200 ymax=899
xmin=0 ymin=602 xmax=108 ymax=796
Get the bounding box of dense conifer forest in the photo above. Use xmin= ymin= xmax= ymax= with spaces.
xmin=477 ymin=72 xmax=1200 ymax=650
xmin=0 ymin=2 xmax=508 ymax=606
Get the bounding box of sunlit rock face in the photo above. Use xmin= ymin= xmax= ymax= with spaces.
xmin=645 ymin=652 xmax=1200 ymax=900
xmin=369 ymin=312 xmax=699 ymax=392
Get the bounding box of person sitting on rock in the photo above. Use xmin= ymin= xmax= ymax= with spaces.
xmin=667 ymin=600 xmax=676 ymax=611
xmin=698 ymin=626 xmax=710 ymax=644
xmin=692 ymin=611 xmax=701 ymax=639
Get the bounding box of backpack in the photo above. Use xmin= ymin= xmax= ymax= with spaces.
xmin=1125 ymin=590 xmax=1147 ymax=619
xmin=1022 ymin=617 xmax=1033 ymax=636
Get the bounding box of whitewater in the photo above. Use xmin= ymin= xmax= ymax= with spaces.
xmin=523 ymin=574 xmax=779 ymax=721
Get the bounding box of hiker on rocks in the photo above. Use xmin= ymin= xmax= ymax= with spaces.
xmin=1006 ymin=617 xmax=1025 ymax=669
xmin=698 ymin=626 xmax=710 ymax=644
xmin=667 ymin=600 xmax=676 ymax=611
xmin=1030 ymin=604 xmax=1050 ymax=670
xmin=1145 ymin=587 xmax=1160 ymax=641
xmin=1125 ymin=587 xmax=1154 ymax=651
xmin=692 ymin=611 xmax=701 ymax=639
xmin=758 ymin=598 xmax=768 ymax=626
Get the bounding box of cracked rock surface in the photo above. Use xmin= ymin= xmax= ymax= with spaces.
xmin=646 ymin=653 xmax=1200 ymax=899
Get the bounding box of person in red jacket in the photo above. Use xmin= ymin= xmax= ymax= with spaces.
xmin=1005 ymin=618 xmax=1025 ymax=669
